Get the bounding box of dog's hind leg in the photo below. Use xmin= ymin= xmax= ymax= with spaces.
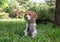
xmin=32 ymin=23 xmax=37 ymax=38
xmin=32 ymin=29 xmax=37 ymax=38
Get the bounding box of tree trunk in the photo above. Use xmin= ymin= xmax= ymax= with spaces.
xmin=54 ymin=0 xmax=60 ymax=26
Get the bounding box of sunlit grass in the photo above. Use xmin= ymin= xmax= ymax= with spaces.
xmin=0 ymin=19 xmax=25 ymax=21
xmin=0 ymin=21 xmax=60 ymax=42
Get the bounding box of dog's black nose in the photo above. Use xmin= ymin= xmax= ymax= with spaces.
xmin=25 ymin=17 xmax=28 ymax=19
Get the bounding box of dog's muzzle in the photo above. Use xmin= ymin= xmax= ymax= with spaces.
xmin=25 ymin=15 xmax=31 ymax=20
xmin=25 ymin=17 xmax=28 ymax=20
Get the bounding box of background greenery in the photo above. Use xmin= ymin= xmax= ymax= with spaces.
xmin=0 ymin=0 xmax=55 ymax=23
xmin=0 ymin=0 xmax=60 ymax=42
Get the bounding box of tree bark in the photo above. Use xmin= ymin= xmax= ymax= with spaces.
xmin=54 ymin=0 xmax=60 ymax=26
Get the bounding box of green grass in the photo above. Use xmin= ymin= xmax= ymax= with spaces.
xmin=0 ymin=21 xmax=60 ymax=42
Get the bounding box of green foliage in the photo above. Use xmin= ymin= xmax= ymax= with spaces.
xmin=0 ymin=0 xmax=55 ymax=20
xmin=29 ymin=3 xmax=55 ymax=22
xmin=3 ymin=7 xmax=10 ymax=13
xmin=0 ymin=0 xmax=8 ymax=8
xmin=8 ymin=0 xmax=29 ymax=12
xmin=0 ymin=21 xmax=59 ymax=42
xmin=0 ymin=13 xmax=3 ymax=19
xmin=0 ymin=13 xmax=9 ymax=19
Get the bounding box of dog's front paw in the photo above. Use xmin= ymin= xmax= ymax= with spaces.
xmin=24 ymin=31 xmax=28 ymax=36
xmin=32 ymin=35 xmax=36 ymax=38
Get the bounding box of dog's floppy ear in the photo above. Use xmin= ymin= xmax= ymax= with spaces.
xmin=32 ymin=12 xmax=37 ymax=21
xmin=34 ymin=12 xmax=37 ymax=20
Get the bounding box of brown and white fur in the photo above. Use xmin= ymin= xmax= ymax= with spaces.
xmin=24 ymin=11 xmax=37 ymax=38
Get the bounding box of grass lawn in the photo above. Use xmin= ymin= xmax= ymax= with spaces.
xmin=0 ymin=21 xmax=60 ymax=42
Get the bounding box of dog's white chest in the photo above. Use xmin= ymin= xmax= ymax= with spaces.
xmin=28 ymin=23 xmax=36 ymax=34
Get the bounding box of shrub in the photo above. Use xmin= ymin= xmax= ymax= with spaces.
xmin=29 ymin=3 xmax=55 ymax=24
xmin=3 ymin=7 xmax=10 ymax=13
xmin=0 ymin=12 xmax=9 ymax=19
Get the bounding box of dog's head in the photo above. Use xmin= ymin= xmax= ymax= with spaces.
xmin=24 ymin=11 xmax=37 ymax=22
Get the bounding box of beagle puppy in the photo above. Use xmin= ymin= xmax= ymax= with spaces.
xmin=24 ymin=11 xmax=37 ymax=38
